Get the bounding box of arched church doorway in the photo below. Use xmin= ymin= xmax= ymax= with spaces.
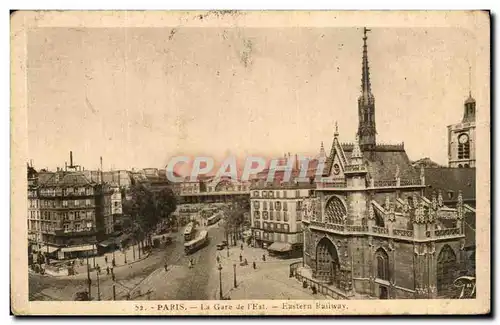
xmin=315 ymin=237 xmax=340 ymax=287
xmin=437 ymin=244 xmax=458 ymax=297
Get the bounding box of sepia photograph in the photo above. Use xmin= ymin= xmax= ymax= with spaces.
xmin=10 ymin=10 xmax=490 ymax=315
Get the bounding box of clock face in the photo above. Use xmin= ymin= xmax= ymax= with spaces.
xmin=333 ymin=163 xmax=340 ymax=175
xmin=459 ymin=134 xmax=469 ymax=144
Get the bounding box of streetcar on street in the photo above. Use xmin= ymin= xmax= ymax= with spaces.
xmin=184 ymin=230 xmax=209 ymax=255
xmin=184 ymin=222 xmax=196 ymax=241
xmin=207 ymin=213 xmax=222 ymax=226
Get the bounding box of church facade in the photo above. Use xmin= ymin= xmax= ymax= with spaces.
xmin=301 ymin=28 xmax=469 ymax=300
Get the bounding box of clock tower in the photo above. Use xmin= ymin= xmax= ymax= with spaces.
xmin=447 ymin=83 xmax=476 ymax=168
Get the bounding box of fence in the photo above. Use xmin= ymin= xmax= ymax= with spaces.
xmin=289 ymin=262 xmax=348 ymax=300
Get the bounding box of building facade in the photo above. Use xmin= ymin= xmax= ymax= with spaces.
xmin=447 ymin=90 xmax=476 ymax=168
xmin=301 ymin=28 xmax=469 ymax=300
xmin=250 ymin=185 xmax=313 ymax=254
xmin=28 ymin=169 xmax=110 ymax=260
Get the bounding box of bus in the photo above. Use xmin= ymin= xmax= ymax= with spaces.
xmin=207 ymin=213 xmax=222 ymax=226
xmin=184 ymin=230 xmax=209 ymax=255
xmin=184 ymin=222 xmax=196 ymax=241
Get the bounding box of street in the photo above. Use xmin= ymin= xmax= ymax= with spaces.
xmin=29 ymin=222 xmax=226 ymax=301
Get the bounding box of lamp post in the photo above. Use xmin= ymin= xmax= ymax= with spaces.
xmin=233 ymin=264 xmax=237 ymax=288
xmin=218 ymin=264 xmax=223 ymax=300
xmin=86 ymin=250 xmax=92 ymax=300
xmin=226 ymin=245 xmax=229 ymax=257
xmin=96 ymin=268 xmax=101 ymax=301
xmin=92 ymin=242 xmax=96 ymax=269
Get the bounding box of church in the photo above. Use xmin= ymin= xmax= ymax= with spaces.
xmin=300 ymin=28 xmax=471 ymax=299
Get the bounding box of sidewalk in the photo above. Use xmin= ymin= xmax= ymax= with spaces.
xmin=50 ymin=244 xmax=150 ymax=277
xmin=209 ymin=242 xmax=326 ymax=300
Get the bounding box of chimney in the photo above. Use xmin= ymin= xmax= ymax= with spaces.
xmin=65 ymin=162 xmax=67 ymax=171
xmin=70 ymin=151 xmax=73 ymax=167
xmin=30 ymin=159 xmax=33 ymax=167
xmin=100 ymin=156 xmax=103 ymax=184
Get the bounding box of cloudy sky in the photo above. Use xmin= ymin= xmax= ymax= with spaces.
xmin=27 ymin=26 xmax=478 ymax=171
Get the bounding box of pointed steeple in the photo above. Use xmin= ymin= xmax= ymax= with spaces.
xmin=463 ymin=65 xmax=476 ymax=122
xmin=319 ymin=141 xmax=326 ymax=158
xmin=361 ymin=27 xmax=372 ymax=99
xmin=357 ymin=27 xmax=377 ymax=151
xmin=334 ymin=121 xmax=339 ymax=138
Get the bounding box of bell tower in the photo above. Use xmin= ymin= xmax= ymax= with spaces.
xmin=357 ymin=27 xmax=377 ymax=151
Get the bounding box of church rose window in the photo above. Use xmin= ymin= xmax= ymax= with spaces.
xmin=325 ymin=196 xmax=347 ymax=224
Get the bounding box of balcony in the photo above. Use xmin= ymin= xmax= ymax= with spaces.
xmin=316 ymin=181 xmax=347 ymax=189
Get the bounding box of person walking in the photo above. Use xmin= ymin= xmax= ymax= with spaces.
xmin=262 ymin=254 xmax=266 ymax=262
xmin=106 ymin=266 xmax=110 ymax=275
xmin=164 ymin=262 xmax=168 ymax=272
xmin=252 ymin=261 xmax=256 ymax=269
xmin=239 ymin=254 xmax=243 ymax=262
xmin=216 ymin=256 xmax=220 ymax=264
xmin=240 ymin=243 xmax=243 ymax=250
xmin=104 ymin=256 xmax=108 ymax=264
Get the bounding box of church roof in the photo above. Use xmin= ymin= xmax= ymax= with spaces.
xmin=423 ymin=167 xmax=476 ymax=203
xmin=355 ymin=147 xmax=419 ymax=181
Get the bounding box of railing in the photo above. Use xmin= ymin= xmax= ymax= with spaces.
xmin=345 ymin=225 xmax=369 ymax=232
xmin=316 ymin=181 xmax=347 ymax=189
xmin=400 ymin=179 xmax=423 ymax=186
xmin=289 ymin=262 xmax=348 ymax=300
xmin=308 ymin=221 xmax=461 ymax=241
xmin=435 ymin=228 xmax=461 ymax=237
xmin=393 ymin=229 xmax=414 ymax=238
xmin=344 ymin=165 xmax=367 ymax=173
xmin=373 ymin=180 xmax=398 ymax=187
xmin=372 ymin=226 xmax=389 ymax=234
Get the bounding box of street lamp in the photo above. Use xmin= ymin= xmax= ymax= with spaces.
xmin=226 ymin=245 xmax=229 ymax=257
xmin=96 ymin=269 xmax=101 ymax=301
xmin=218 ymin=263 xmax=223 ymax=300
xmin=233 ymin=263 xmax=237 ymax=288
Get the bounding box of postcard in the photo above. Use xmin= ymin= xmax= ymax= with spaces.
xmin=11 ymin=10 xmax=490 ymax=315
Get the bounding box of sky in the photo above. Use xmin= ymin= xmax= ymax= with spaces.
xmin=27 ymin=26 xmax=477 ymax=171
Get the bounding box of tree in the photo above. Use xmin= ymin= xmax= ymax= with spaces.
xmin=154 ymin=187 xmax=177 ymax=224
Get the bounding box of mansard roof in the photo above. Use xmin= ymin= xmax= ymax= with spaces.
xmin=39 ymin=171 xmax=94 ymax=188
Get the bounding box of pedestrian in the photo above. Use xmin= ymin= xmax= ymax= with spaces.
xmin=244 ymin=258 xmax=248 ymax=266
xmin=110 ymin=267 xmax=114 ymax=275
xmin=164 ymin=262 xmax=168 ymax=272
xmin=106 ymin=266 xmax=110 ymax=275
xmin=112 ymin=258 xmax=116 ymax=267
xmin=104 ymin=256 xmax=108 ymax=264
xmin=252 ymin=261 xmax=256 ymax=269
xmin=262 ymin=254 xmax=266 ymax=262
xmin=112 ymin=273 xmax=116 ymax=282
xmin=239 ymin=254 xmax=242 ymax=262
xmin=240 ymin=243 xmax=243 ymax=250
xmin=216 ymin=256 xmax=220 ymax=264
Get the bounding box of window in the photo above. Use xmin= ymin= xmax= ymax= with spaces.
xmin=375 ymin=248 xmax=389 ymax=281
xmin=263 ymin=211 xmax=269 ymax=220
xmin=283 ymin=201 xmax=288 ymax=211
xmin=269 ymin=191 xmax=274 ymax=198
xmin=63 ymin=200 xmax=68 ymax=207
xmin=253 ymin=191 xmax=259 ymax=197
xmin=296 ymin=210 xmax=302 ymax=221
xmin=284 ymin=212 xmax=289 ymax=222
xmin=64 ymin=224 xmax=69 ymax=232
xmin=263 ymin=191 xmax=268 ymax=198
xmin=263 ymin=201 xmax=268 ymax=210
xmin=284 ymin=224 xmax=290 ymax=232
xmin=275 ymin=201 xmax=281 ymax=210
xmin=283 ymin=191 xmax=287 ymax=198
xmin=276 ymin=191 xmax=280 ymax=198
xmin=270 ymin=202 xmax=274 ymax=211
xmin=254 ymin=211 xmax=260 ymax=219
xmin=253 ymin=201 xmax=260 ymax=209
xmin=74 ymin=200 xmax=79 ymax=206
xmin=75 ymin=224 xmax=81 ymax=231
xmin=269 ymin=211 xmax=274 ymax=220
xmin=254 ymin=221 xmax=261 ymax=229
xmin=276 ymin=211 xmax=281 ymax=221
xmin=269 ymin=223 xmax=274 ymax=230
xmin=464 ymin=164 xmax=470 ymax=168
xmin=263 ymin=222 xmax=268 ymax=229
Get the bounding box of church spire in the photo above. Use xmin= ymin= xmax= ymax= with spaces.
xmin=361 ymin=27 xmax=372 ymax=98
xmin=357 ymin=27 xmax=377 ymax=151
xmin=463 ymin=65 xmax=476 ymax=123
xmin=319 ymin=141 xmax=326 ymax=158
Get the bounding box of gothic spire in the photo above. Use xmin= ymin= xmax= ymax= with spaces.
xmin=352 ymin=134 xmax=363 ymax=160
xmin=361 ymin=27 xmax=372 ymax=98
xmin=319 ymin=141 xmax=326 ymax=158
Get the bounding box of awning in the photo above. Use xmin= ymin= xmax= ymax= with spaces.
xmin=61 ymin=245 xmax=96 ymax=253
xmin=39 ymin=245 xmax=60 ymax=253
xmin=98 ymin=239 xmax=117 ymax=247
xmin=267 ymin=242 xmax=292 ymax=252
